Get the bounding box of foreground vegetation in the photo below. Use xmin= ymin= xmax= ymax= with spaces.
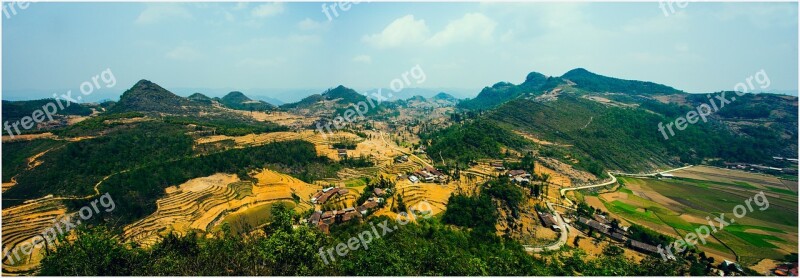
xmin=40 ymin=205 xmax=690 ymax=276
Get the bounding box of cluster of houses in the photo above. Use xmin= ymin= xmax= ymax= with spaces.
xmin=307 ymin=187 xmax=388 ymax=233
xmin=771 ymin=261 xmax=798 ymax=276
xmin=575 ymin=215 xmax=660 ymax=255
xmin=402 ymin=166 xmax=446 ymax=183
xmin=723 ymin=162 xmax=793 ymax=174
xmin=507 ymin=170 xmax=532 ymax=184
xmin=311 ymin=187 xmax=350 ymax=204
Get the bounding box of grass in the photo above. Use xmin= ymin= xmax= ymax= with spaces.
xmin=766 ymin=187 xmax=798 ymax=196
xmin=344 ymin=178 xmax=368 ymax=188
xmin=603 ymin=200 xmax=662 ymax=224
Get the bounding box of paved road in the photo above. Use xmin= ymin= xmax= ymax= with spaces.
xmin=524 ymin=201 xmax=569 ymax=252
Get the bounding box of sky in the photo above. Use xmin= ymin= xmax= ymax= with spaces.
xmin=2 ymin=2 xmax=798 ymax=103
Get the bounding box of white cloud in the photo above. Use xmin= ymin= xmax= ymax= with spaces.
xmin=251 ymin=2 xmax=284 ymax=18
xmin=165 ymin=46 xmax=201 ymax=61
xmin=135 ymin=4 xmax=192 ymax=24
xmin=362 ymin=15 xmax=430 ymax=48
xmin=427 ymin=13 xmax=497 ymax=47
xmin=353 ymin=55 xmax=372 ymax=64
xmin=362 ymin=13 xmax=498 ymax=48
xmin=298 ymin=18 xmax=327 ymax=31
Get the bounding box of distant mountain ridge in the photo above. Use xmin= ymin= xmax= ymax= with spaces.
xmin=458 ymin=68 xmax=683 ymax=110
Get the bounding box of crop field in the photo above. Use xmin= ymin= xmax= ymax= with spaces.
xmin=1 ymin=199 xmax=68 ymax=275
xmin=122 ymin=169 xmax=320 ymax=247
xmin=594 ymin=170 xmax=798 ymax=266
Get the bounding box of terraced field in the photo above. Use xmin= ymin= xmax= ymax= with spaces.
xmin=122 ymin=169 xmax=320 ymax=247
xmin=1 ymin=199 xmax=68 ymax=275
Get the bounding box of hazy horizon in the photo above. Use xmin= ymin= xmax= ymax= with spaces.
xmin=3 ymin=2 xmax=797 ymax=101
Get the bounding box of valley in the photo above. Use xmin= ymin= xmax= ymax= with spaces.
xmin=2 ymin=68 xmax=797 ymax=276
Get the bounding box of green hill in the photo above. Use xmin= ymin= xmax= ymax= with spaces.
xmin=561 ymin=68 xmax=683 ymax=95
xmin=109 ymin=80 xmax=202 ymax=114
xmin=218 ymin=91 xmax=274 ymax=111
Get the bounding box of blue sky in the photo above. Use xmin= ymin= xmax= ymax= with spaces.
xmin=2 ymin=2 xmax=797 ymax=102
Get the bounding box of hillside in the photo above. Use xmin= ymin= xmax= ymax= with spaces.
xmin=218 ymin=91 xmax=274 ymax=111
xmin=2 ymin=99 xmax=94 ymax=135
xmin=441 ymin=71 xmax=797 ymax=173
xmin=457 ymin=71 xmax=566 ymax=110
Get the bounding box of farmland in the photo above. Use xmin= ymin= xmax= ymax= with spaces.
xmin=587 ymin=167 xmax=798 ymax=266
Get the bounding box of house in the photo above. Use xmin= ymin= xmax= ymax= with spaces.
xmin=577 ymin=216 xmax=611 ymax=234
xmin=513 ymin=176 xmax=530 ymax=184
xmin=373 ymin=188 xmax=385 ymax=196
xmin=395 ymin=155 xmax=409 ymax=163
xmin=314 ymin=187 xmax=347 ymax=204
xmin=537 ymin=211 xmax=557 ymax=228
xmin=357 ymin=201 xmax=379 ymax=215
xmin=720 ymin=260 xmax=744 ymax=273
xmin=337 ymin=149 xmax=348 ymax=159
xmin=629 ymin=240 xmax=659 ymax=254
xmin=413 ymin=170 xmax=435 ymax=182
xmin=656 ymin=173 xmax=674 ymax=179
xmin=490 ymin=162 xmax=505 ymax=170
xmin=610 ymin=232 xmax=626 ymax=242
xmin=309 ymin=211 xmax=322 ymax=225
xmin=507 ymin=170 xmax=531 ymax=178
xmin=408 ymin=175 xmax=419 ymax=183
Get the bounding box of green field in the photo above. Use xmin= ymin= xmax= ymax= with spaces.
xmin=604 ymin=176 xmax=798 ymax=265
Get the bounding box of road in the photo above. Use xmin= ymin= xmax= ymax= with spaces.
xmin=524 ymin=201 xmax=569 ymax=252
xmin=527 ymin=165 xmax=693 ymax=253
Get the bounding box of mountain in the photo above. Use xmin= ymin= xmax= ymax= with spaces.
xmin=457 ymin=71 xmax=564 ymax=110
xmin=281 ymin=85 xmax=384 ymax=116
xmin=458 ymin=68 xmax=683 ymax=110
xmin=433 ymin=70 xmax=798 ymax=173
xmin=218 ymin=91 xmax=275 ymax=111
xmin=402 ymin=93 xmax=460 ymax=109
xmin=561 ymin=68 xmax=683 ymax=95
xmin=109 ymin=80 xmax=203 ymax=114
xmin=187 ymin=93 xmax=213 ymax=104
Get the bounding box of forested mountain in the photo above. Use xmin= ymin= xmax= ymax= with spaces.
xmin=110 ymin=80 xmax=205 ymax=114
xmin=434 ymin=69 xmax=797 ymax=173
